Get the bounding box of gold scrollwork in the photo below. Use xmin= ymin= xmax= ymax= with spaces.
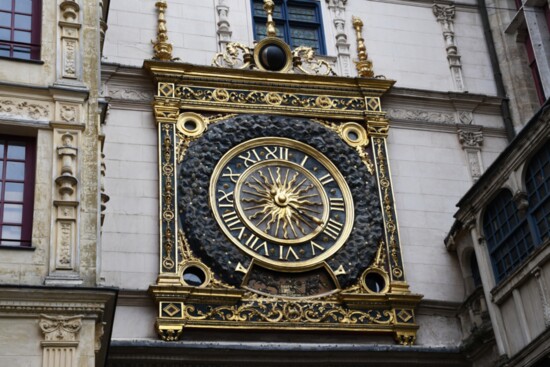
xmin=175 ymin=86 xmax=365 ymax=112
xmin=374 ymin=138 xmax=403 ymax=280
xmin=211 ymin=42 xmax=253 ymax=70
xmin=183 ymin=300 xmax=394 ymax=325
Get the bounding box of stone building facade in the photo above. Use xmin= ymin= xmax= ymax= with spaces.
xmin=0 ymin=0 xmax=548 ymax=366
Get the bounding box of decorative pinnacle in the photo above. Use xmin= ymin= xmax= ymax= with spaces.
xmin=352 ymin=16 xmax=374 ymax=77
xmin=153 ymin=1 xmax=174 ymax=61
xmin=264 ymin=0 xmax=277 ymax=37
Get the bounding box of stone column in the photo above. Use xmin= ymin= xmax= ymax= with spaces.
xmin=469 ymin=222 xmax=510 ymax=356
xmin=39 ymin=315 xmax=83 ymax=367
xmin=433 ymin=4 xmax=467 ymax=92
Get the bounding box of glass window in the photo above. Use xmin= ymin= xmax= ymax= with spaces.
xmin=0 ymin=136 xmax=35 ymax=246
xmin=252 ymin=0 xmax=326 ymax=54
xmin=0 ymin=0 xmax=40 ymax=60
xmin=483 ymin=190 xmax=535 ymax=282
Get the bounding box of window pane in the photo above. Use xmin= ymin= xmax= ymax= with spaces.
xmin=13 ymin=30 xmax=30 ymax=43
xmin=0 ymin=43 xmax=9 ymax=56
xmin=0 ymin=27 xmax=9 ymax=41
xmin=256 ymin=23 xmax=284 ymax=39
xmin=288 ymin=6 xmax=317 ymax=22
xmin=13 ymin=45 xmax=29 ymax=59
xmin=2 ymin=225 xmax=21 ymax=240
xmin=3 ymin=203 xmax=22 ymax=223
xmin=0 ymin=140 xmax=4 ymax=158
xmin=7 ymin=142 xmax=25 ymax=159
xmin=253 ymin=1 xmax=283 ymax=18
xmin=14 ymin=14 xmax=30 ymax=30
xmin=15 ymin=0 xmax=31 ymax=13
xmin=0 ymin=11 xmax=11 ymax=27
xmin=0 ymin=0 xmax=12 ymax=11
xmin=6 ymin=161 xmax=24 ymax=180
xmin=5 ymin=182 xmax=23 ymax=201
xmin=290 ymin=27 xmax=320 ymax=50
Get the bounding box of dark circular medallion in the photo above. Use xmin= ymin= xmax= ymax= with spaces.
xmin=259 ymin=44 xmax=287 ymax=71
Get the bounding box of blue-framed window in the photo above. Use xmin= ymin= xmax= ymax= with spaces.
xmin=526 ymin=143 xmax=550 ymax=244
xmin=251 ymin=0 xmax=326 ymax=55
xmin=483 ymin=190 xmax=535 ymax=283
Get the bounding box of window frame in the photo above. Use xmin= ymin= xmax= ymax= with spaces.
xmin=525 ymin=143 xmax=550 ymax=245
xmin=251 ymin=0 xmax=327 ymax=55
xmin=0 ymin=0 xmax=42 ymax=61
xmin=0 ymin=135 xmax=36 ymax=248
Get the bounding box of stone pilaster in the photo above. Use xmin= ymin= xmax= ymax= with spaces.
xmin=39 ymin=314 xmax=82 ymax=367
xmin=433 ymin=4 xmax=467 ymax=92
xmin=326 ymin=0 xmax=351 ymax=76
xmin=457 ymin=127 xmax=484 ymax=182
xmin=216 ymin=0 xmax=232 ymax=51
xmin=59 ymin=1 xmax=81 ymax=82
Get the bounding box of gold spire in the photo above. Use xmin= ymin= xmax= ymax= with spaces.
xmin=153 ymin=1 xmax=174 ymax=61
xmin=352 ymin=16 xmax=374 ymax=77
xmin=264 ymin=0 xmax=277 ymax=37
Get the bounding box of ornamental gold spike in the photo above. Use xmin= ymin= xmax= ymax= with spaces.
xmin=264 ymin=0 xmax=277 ymax=37
xmin=352 ymin=16 xmax=374 ymax=77
xmin=153 ymin=1 xmax=174 ymax=61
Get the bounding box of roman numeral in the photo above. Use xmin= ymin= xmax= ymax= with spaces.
xmin=310 ymin=241 xmax=325 ymax=256
xmin=217 ymin=190 xmax=234 ymax=208
xmin=319 ymin=173 xmax=334 ymax=186
xmin=329 ymin=197 xmax=345 ymax=212
xmin=277 ymin=245 xmax=300 ymax=260
xmin=222 ymin=211 xmax=241 ymax=229
xmin=300 ymin=155 xmax=309 ymax=167
xmin=324 ymin=218 xmax=343 ymax=240
xmin=222 ymin=166 xmax=240 ymax=183
xmin=264 ymin=146 xmax=289 ymax=160
xmin=238 ymin=149 xmax=261 ymax=167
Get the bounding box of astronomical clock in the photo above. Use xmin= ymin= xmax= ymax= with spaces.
xmin=147 ymin=0 xmax=422 ymax=345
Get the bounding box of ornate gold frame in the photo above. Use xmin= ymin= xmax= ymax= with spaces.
xmin=146 ymin=60 xmax=422 ymax=345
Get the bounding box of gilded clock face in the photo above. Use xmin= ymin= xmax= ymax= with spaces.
xmin=210 ymin=138 xmax=354 ymax=270
xmin=179 ymin=115 xmax=382 ymax=291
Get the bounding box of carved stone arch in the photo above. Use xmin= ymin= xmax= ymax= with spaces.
xmin=518 ymin=139 xmax=550 ymax=193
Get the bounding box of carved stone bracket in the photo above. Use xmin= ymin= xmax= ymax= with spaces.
xmin=39 ymin=314 xmax=83 ymax=367
xmin=433 ymin=4 xmax=466 ymax=92
xmin=457 ymin=127 xmax=484 ymax=181
xmin=59 ymin=1 xmax=81 ymax=80
xmin=326 ymin=0 xmax=351 ymax=76
xmin=216 ymin=0 xmax=232 ymax=51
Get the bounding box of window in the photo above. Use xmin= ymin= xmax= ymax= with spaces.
xmin=483 ymin=190 xmax=534 ymax=283
xmin=252 ymin=0 xmax=326 ymax=54
xmin=0 ymin=136 xmax=35 ymax=247
xmin=0 ymin=0 xmax=41 ymax=60
xmin=526 ymin=143 xmax=550 ymax=244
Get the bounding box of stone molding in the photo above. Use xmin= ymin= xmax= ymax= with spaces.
xmin=433 ymin=4 xmax=466 ymax=92
xmin=216 ymin=0 xmax=232 ymax=51
xmin=39 ymin=314 xmax=83 ymax=342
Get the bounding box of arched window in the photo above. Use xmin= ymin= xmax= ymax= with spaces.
xmin=483 ymin=190 xmax=534 ymax=283
xmin=526 ymin=143 xmax=550 ymax=244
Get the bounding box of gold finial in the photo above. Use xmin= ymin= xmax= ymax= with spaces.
xmin=352 ymin=16 xmax=374 ymax=77
xmin=153 ymin=1 xmax=174 ymax=61
xmin=264 ymin=0 xmax=277 ymax=37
